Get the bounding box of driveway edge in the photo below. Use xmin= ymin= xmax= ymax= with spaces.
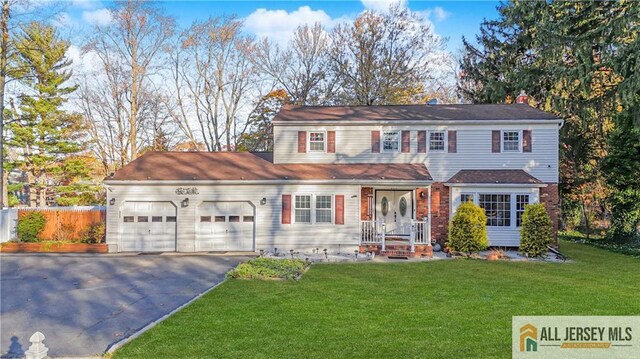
xmin=103 ymin=278 xmax=228 ymax=357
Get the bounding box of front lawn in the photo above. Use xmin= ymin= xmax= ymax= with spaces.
xmin=113 ymin=241 xmax=640 ymax=358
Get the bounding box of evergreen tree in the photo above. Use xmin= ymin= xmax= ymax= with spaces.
xmin=602 ymin=110 xmax=640 ymax=242
xmin=6 ymin=22 xmax=85 ymax=207
xmin=458 ymin=1 xmax=639 ymax=234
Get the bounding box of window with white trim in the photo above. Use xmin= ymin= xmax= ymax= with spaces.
xmin=382 ymin=131 xmax=400 ymax=152
xmin=429 ymin=131 xmax=446 ymax=151
xmin=516 ymin=194 xmax=530 ymax=227
xmin=294 ymin=195 xmax=311 ymax=223
xmin=478 ymin=194 xmax=511 ymax=227
xmin=315 ymin=195 xmax=332 ymax=223
xmin=460 ymin=193 xmax=475 ymax=204
xmin=308 ymin=132 xmax=326 ymax=152
xmin=502 ymin=131 xmax=521 ymax=152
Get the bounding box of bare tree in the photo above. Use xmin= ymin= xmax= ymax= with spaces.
xmin=254 ymin=23 xmax=334 ymax=105
xmin=170 ymin=16 xmax=258 ymax=151
xmin=83 ymin=0 xmax=175 ymax=164
xmin=329 ymin=3 xmax=444 ymax=105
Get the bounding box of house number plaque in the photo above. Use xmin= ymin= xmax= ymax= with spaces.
xmin=175 ymin=187 xmax=199 ymax=195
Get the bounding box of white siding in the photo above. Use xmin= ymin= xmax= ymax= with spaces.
xmin=273 ymin=123 xmax=560 ymax=183
xmin=450 ymin=186 xmax=540 ymax=247
xmin=106 ymin=183 xmax=360 ymax=253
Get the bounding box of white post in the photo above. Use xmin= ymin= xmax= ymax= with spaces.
xmin=24 ymin=332 xmax=48 ymax=359
xmin=427 ymin=187 xmax=432 ymax=246
xmin=410 ymin=222 xmax=415 ymax=253
xmin=381 ymin=223 xmax=386 ymax=251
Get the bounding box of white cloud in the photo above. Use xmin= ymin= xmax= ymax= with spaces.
xmin=82 ymin=8 xmax=112 ymax=26
xmin=66 ymin=44 xmax=102 ymax=75
xmin=244 ymin=6 xmax=342 ymax=46
xmin=432 ymin=7 xmax=451 ymax=22
xmin=360 ymin=0 xmax=406 ymax=12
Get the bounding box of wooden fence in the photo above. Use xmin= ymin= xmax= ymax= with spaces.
xmin=18 ymin=207 xmax=106 ymax=241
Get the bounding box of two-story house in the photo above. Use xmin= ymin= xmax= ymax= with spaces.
xmin=104 ymin=100 xmax=562 ymax=255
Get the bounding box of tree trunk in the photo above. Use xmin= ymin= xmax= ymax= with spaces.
xmin=129 ymin=44 xmax=138 ymax=162
xmin=0 ymin=0 xmax=9 ymax=208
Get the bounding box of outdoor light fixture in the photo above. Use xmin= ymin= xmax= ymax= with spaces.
xmin=420 ymin=191 xmax=427 ymax=199
xmin=109 ymin=198 xmax=115 ymax=205
xmin=181 ymin=198 xmax=189 ymax=208
xmin=260 ymin=197 xmax=267 ymax=205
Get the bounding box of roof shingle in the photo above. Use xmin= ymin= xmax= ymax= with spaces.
xmin=107 ymin=152 xmax=432 ymax=182
xmin=274 ymin=104 xmax=561 ymax=122
xmin=447 ymin=170 xmax=543 ymax=185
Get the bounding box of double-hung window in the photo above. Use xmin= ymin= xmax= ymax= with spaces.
xmin=309 ymin=132 xmax=326 ymax=152
xmin=478 ymin=194 xmax=511 ymax=227
xmin=502 ymin=131 xmax=521 ymax=152
xmin=382 ymin=131 xmax=400 ymax=152
xmin=429 ymin=131 xmax=446 ymax=151
xmin=515 ymin=194 xmax=530 ymax=227
xmin=315 ymin=195 xmax=332 ymax=223
xmin=294 ymin=195 xmax=312 ymax=223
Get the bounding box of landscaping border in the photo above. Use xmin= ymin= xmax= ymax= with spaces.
xmin=0 ymin=242 xmax=108 ymax=253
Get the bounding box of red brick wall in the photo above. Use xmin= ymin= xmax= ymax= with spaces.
xmin=416 ymin=188 xmax=428 ymax=220
xmin=540 ymin=183 xmax=559 ymax=245
xmin=430 ymin=182 xmax=450 ymax=245
xmin=361 ymin=187 xmax=373 ymax=220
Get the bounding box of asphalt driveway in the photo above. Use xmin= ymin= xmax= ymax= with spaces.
xmin=0 ymin=253 xmax=251 ymax=357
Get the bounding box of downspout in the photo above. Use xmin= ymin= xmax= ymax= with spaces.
xmin=427 ymin=186 xmax=432 ymax=245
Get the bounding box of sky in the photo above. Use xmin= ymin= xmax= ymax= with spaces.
xmin=58 ymin=0 xmax=502 ymax=56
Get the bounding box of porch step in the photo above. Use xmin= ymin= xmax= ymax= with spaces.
xmin=360 ymin=244 xmax=433 ymax=258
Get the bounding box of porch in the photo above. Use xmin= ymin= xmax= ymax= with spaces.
xmin=360 ymin=220 xmax=433 ymax=257
xmin=358 ymin=185 xmax=434 ymax=257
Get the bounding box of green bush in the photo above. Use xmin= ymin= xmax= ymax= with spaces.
xmin=520 ymin=203 xmax=553 ymax=257
xmin=448 ymin=201 xmax=488 ymax=254
xmin=227 ymin=258 xmax=309 ymax=280
xmin=17 ymin=212 xmax=47 ymax=242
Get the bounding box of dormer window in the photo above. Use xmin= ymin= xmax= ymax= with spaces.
xmin=429 ymin=131 xmax=446 ymax=151
xmin=382 ymin=131 xmax=400 ymax=152
xmin=308 ymin=131 xmax=326 ymax=152
xmin=502 ymin=130 xmax=521 ymax=152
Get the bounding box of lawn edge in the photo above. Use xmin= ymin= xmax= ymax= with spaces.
xmin=103 ymin=278 xmax=228 ymax=357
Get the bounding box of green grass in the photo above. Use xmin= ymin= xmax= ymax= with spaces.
xmin=113 ymin=241 xmax=640 ymax=359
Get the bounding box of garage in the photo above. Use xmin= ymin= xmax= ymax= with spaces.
xmin=120 ymin=201 xmax=177 ymax=252
xmin=197 ymin=201 xmax=254 ymax=251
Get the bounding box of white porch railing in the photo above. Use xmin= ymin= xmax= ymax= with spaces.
xmin=410 ymin=219 xmax=431 ymax=253
xmin=361 ymin=220 xmax=385 ymax=245
xmin=360 ymin=219 xmax=431 ymax=253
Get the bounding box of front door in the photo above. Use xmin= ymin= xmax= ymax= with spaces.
xmin=376 ymin=190 xmax=413 ymax=235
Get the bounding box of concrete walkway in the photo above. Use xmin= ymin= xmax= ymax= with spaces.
xmin=0 ymin=253 xmax=250 ymax=357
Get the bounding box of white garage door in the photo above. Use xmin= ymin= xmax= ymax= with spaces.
xmin=120 ymin=202 xmax=177 ymax=252
xmin=197 ymin=201 xmax=254 ymax=251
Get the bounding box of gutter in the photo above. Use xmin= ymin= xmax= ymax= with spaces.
xmin=274 ymin=118 xmax=564 ymax=126
xmin=104 ymin=179 xmax=434 ymax=186
xmin=444 ymin=183 xmax=548 ymax=188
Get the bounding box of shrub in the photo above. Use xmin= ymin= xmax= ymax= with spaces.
xmin=17 ymin=212 xmax=47 ymax=242
xmin=81 ymin=223 xmax=106 ymax=244
xmin=520 ymin=203 xmax=553 ymax=257
xmin=448 ymin=201 xmax=488 ymax=254
xmin=227 ymin=258 xmax=309 ymax=280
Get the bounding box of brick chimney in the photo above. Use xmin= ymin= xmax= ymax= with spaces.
xmin=515 ymin=90 xmax=528 ymax=104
